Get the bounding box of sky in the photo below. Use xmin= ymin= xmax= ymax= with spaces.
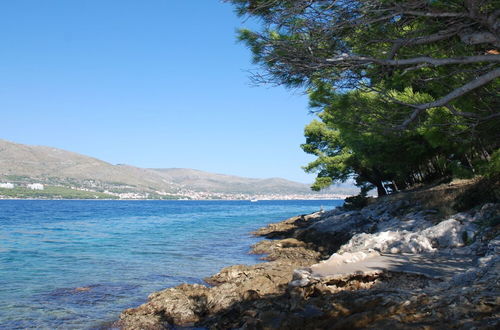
xmin=0 ymin=0 xmax=321 ymax=183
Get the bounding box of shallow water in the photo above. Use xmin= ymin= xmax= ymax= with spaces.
xmin=0 ymin=199 xmax=342 ymax=329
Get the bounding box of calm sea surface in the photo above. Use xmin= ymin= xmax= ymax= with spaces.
xmin=0 ymin=199 xmax=342 ymax=329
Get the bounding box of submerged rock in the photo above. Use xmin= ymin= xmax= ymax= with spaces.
xmin=74 ymin=286 xmax=92 ymax=292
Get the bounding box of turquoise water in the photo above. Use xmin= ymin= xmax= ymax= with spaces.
xmin=0 ymin=199 xmax=342 ymax=329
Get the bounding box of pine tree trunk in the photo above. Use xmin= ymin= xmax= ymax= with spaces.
xmin=375 ymin=181 xmax=387 ymax=196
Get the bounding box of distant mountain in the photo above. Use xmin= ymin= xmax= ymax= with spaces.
xmin=0 ymin=139 xmax=358 ymax=198
xmin=150 ymin=168 xmax=314 ymax=194
xmin=0 ymin=139 xmax=179 ymax=193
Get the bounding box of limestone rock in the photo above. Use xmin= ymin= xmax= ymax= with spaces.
xmin=117 ymin=199 xmax=499 ymax=330
xmin=339 ymin=213 xmax=480 ymax=255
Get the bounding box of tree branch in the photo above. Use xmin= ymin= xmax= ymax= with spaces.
xmin=460 ymin=31 xmax=500 ymax=46
xmin=401 ymin=10 xmax=468 ymax=18
xmin=325 ymin=54 xmax=500 ymax=67
xmin=397 ymin=67 xmax=500 ymax=129
xmin=388 ymin=27 xmax=463 ymax=58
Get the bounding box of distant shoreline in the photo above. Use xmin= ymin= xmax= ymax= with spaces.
xmin=0 ymin=197 xmax=348 ymax=201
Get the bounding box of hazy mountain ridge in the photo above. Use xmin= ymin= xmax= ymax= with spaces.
xmin=0 ymin=140 xmax=179 ymax=193
xmin=151 ymin=168 xmax=313 ymax=194
xmin=0 ymin=139 xmax=357 ymax=198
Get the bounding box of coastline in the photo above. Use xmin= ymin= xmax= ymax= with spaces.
xmin=116 ymin=180 xmax=500 ymax=329
xmin=0 ymin=195 xmax=352 ymax=201
xmin=1 ymin=199 xmax=333 ymax=329
xmin=0 ymin=197 xmax=350 ymax=201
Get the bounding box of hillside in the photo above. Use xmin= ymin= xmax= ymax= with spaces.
xmin=0 ymin=139 xmax=180 ymax=194
xmin=151 ymin=168 xmax=315 ymax=194
xmin=0 ymin=139 xmax=357 ymax=199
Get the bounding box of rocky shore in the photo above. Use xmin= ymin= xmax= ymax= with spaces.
xmin=117 ymin=182 xmax=499 ymax=329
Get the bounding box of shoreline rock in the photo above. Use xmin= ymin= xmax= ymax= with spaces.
xmin=116 ymin=193 xmax=499 ymax=329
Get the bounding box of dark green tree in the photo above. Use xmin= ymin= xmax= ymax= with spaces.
xmin=228 ymin=0 xmax=499 ymax=129
xmin=302 ymin=88 xmax=446 ymax=196
xmin=228 ymin=0 xmax=500 ymax=194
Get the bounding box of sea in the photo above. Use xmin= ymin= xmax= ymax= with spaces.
xmin=0 ymin=199 xmax=343 ymax=329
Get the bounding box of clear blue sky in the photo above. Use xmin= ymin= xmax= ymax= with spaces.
xmin=0 ymin=0 xmax=319 ymax=183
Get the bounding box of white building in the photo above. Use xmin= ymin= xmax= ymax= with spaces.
xmin=0 ymin=182 xmax=14 ymax=189
xmin=27 ymin=183 xmax=44 ymax=190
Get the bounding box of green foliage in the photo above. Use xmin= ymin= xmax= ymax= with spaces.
xmin=486 ymin=149 xmax=500 ymax=176
xmin=341 ymin=184 xmax=373 ymax=210
xmin=0 ymin=186 xmax=118 ymax=199
xmin=342 ymin=194 xmax=370 ymax=211
xmin=303 ymin=87 xmax=454 ymax=194
xmin=228 ymin=0 xmax=499 ymax=195
xmin=301 ymin=82 xmax=499 ymax=194
xmin=342 ymin=194 xmax=369 ymax=211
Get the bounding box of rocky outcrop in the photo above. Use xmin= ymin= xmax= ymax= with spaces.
xmin=117 ymin=198 xmax=499 ymax=329
xmin=118 ymin=212 xmax=325 ymax=329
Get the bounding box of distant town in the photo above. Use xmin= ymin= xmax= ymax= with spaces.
xmin=0 ymin=181 xmax=349 ymax=200
xmin=1 ymin=182 xmax=44 ymax=190
xmin=0 ymin=139 xmax=359 ymax=201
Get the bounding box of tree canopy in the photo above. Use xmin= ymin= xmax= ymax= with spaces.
xmin=228 ymin=0 xmax=499 ymax=195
